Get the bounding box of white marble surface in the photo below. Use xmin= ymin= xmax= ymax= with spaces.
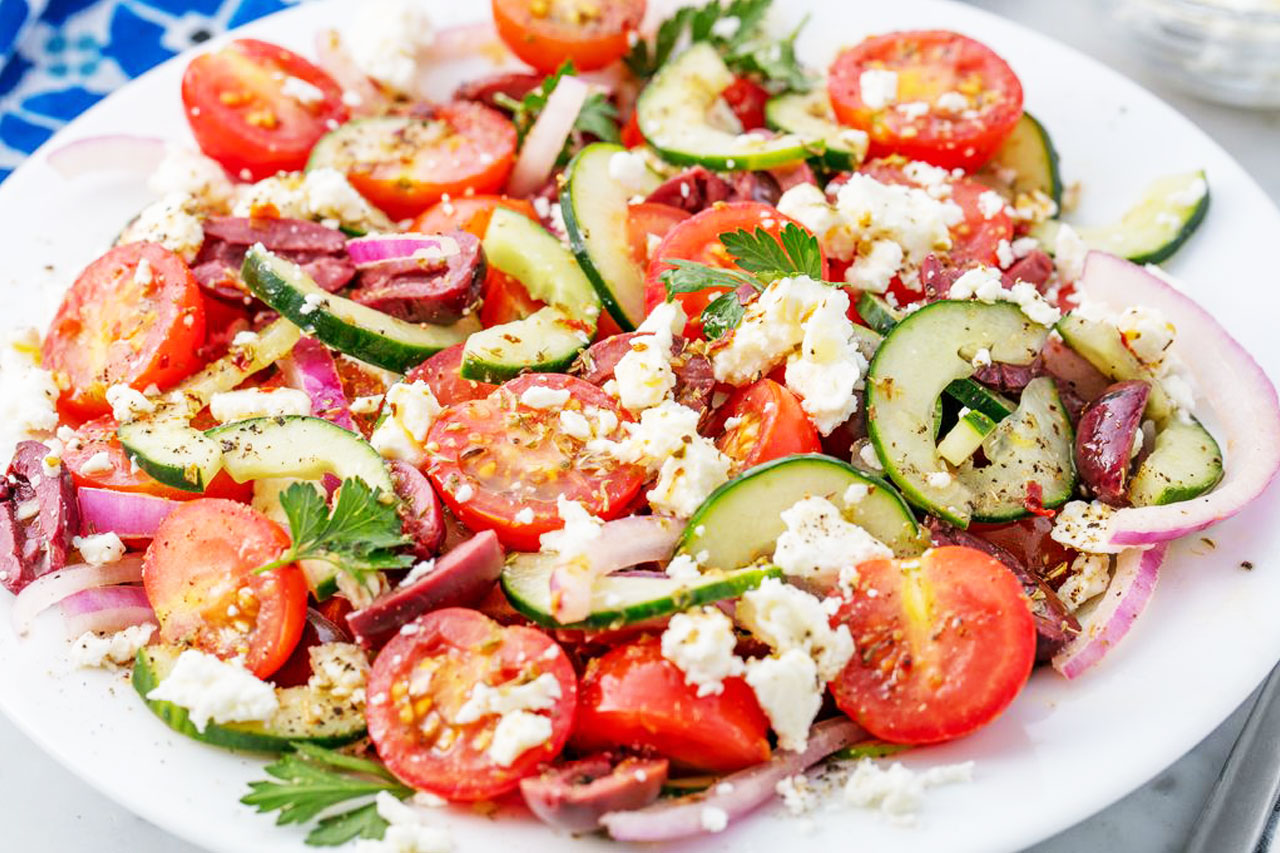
xmin=2 ymin=1 xmax=1278 ymax=851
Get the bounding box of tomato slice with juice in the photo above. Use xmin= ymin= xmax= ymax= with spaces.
xmin=712 ymin=379 xmax=821 ymax=470
xmin=491 ymin=0 xmax=646 ymax=73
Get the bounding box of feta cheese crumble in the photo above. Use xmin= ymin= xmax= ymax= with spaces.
xmin=612 ymin=301 xmax=685 ymax=412
xmin=744 ymin=649 xmax=822 ymax=752
xmin=307 ymin=643 xmax=370 ymax=704
xmin=699 ymin=805 xmax=730 ymax=833
xmin=1049 ymin=500 xmax=1125 ymax=554
xmin=539 ymin=497 xmax=604 ymax=565
xmin=105 ymin=383 xmax=155 ymax=424
xmin=209 ymin=387 xmax=313 ymax=424
xmin=859 ymin=69 xmax=899 ymax=110
xmin=370 ymin=381 xmax=443 ymax=465
xmin=772 ymin=496 xmax=891 ymax=591
xmin=344 ymin=0 xmax=435 ymax=95
xmin=947 ymin=265 xmax=1061 ymax=326
xmin=514 ymin=507 xmax=535 ymax=525
xmin=68 ymin=624 xmax=154 ymax=669
xmin=0 ymin=327 xmax=59 ymax=459
xmin=146 ymin=649 xmax=279 ymax=733
xmin=73 ymin=532 xmax=126 ymax=566
xmin=607 ymin=150 xmax=655 ymax=194
xmin=120 ymin=192 xmax=205 ymax=261
xmin=1057 ymin=553 xmax=1113 ymax=611
xmin=519 ymin=384 xmax=572 ymax=411
xmin=352 ymin=791 xmax=453 ymax=853
xmin=148 ymin=146 xmax=233 ymax=206
xmin=843 ymin=759 xmax=974 ymax=825
xmin=660 ymin=607 xmax=745 ymax=696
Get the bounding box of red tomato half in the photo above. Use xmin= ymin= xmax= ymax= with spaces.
xmin=492 ymin=0 xmax=646 ymax=73
xmin=828 ymin=30 xmax=1023 ymax=172
xmin=644 ymin=202 xmax=827 ymax=339
xmin=479 ymin=267 xmax=545 ymax=329
xmin=43 ymin=243 xmax=205 ymax=420
xmin=829 ymin=546 xmax=1036 ymax=744
xmin=712 ymin=379 xmax=820 ymax=470
xmin=366 ymin=608 xmax=577 ymax=801
xmin=143 ymin=499 xmax=308 ymax=679
xmin=404 ymin=344 xmax=497 ymax=407
xmin=64 ymin=416 xmax=251 ymax=502
xmin=345 ymin=103 xmax=517 ymax=221
xmin=425 ymin=374 xmax=646 ymax=550
xmin=573 ymin=638 xmax=771 ymax=773
xmin=626 ymin=202 xmax=691 ymax=268
xmin=181 ymin=38 xmax=347 ymax=180
xmin=721 ymin=76 xmax=770 ymax=131
xmin=410 ymin=194 xmax=539 ymax=240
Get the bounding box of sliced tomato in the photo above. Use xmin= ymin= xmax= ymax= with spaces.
xmin=828 ymin=30 xmax=1023 ymax=172
xmin=42 ymin=243 xmax=205 ymax=420
xmin=643 ymin=202 xmax=827 ymax=339
xmin=404 ymin=344 xmax=498 ymax=407
xmin=572 ymin=638 xmax=770 ymax=773
xmin=721 ymin=76 xmax=770 ymax=131
xmin=143 ymin=499 xmax=307 ymax=679
xmin=626 ymin=202 xmax=691 ymax=268
xmin=492 ymin=0 xmax=645 ymax=73
xmin=410 ymin=194 xmax=539 ymax=240
xmin=711 ymin=379 xmax=820 ymax=469
xmin=345 ymin=103 xmax=517 ymax=221
xmin=829 ymin=546 xmax=1036 ymax=744
xmin=479 ymin=267 xmax=546 ymax=329
xmin=64 ymin=416 xmax=251 ymax=502
xmin=620 ymin=109 xmax=645 ymax=148
xmin=181 ymin=38 xmax=347 ymax=180
xmin=366 ymin=608 xmax=577 ymax=801
xmin=425 ymin=374 xmax=645 ymax=550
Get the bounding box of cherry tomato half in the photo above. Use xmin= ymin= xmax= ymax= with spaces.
xmin=43 ymin=242 xmax=205 ymax=420
xmin=829 ymin=546 xmax=1036 ymax=744
xmin=181 ymin=38 xmax=347 ymax=180
xmin=366 ymin=608 xmax=577 ymax=801
xmin=410 ymin=194 xmax=539 ymax=240
xmin=492 ymin=0 xmax=646 ymax=73
xmin=626 ymin=202 xmax=691 ymax=269
xmin=712 ymin=379 xmax=821 ymax=470
xmin=143 ymin=499 xmax=308 ymax=679
xmin=403 ymin=344 xmax=498 ymax=407
xmin=721 ymin=76 xmax=770 ymax=131
xmin=828 ymin=30 xmax=1023 ymax=172
xmin=573 ymin=637 xmax=771 ymax=773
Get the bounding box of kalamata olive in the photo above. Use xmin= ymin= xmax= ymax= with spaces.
xmin=520 ymin=754 xmax=669 ymax=833
xmin=1075 ymin=380 xmax=1151 ymax=506
xmin=350 ymin=230 xmax=486 ymax=324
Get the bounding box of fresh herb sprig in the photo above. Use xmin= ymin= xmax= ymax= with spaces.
xmin=241 ymin=743 xmax=411 ymax=847
xmin=494 ymin=61 xmax=620 ymax=149
xmin=660 ymin=223 xmax=826 ymax=339
xmin=254 ymin=478 xmax=412 ymax=580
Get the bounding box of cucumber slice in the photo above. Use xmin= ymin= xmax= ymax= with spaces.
xmin=1055 ymin=312 xmax=1173 ymax=423
xmin=205 ymin=415 xmax=394 ymax=493
xmin=1129 ymin=416 xmax=1223 ymax=506
xmin=764 ymin=90 xmax=868 ymax=171
xmin=501 ymin=553 xmax=781 ymax=630
xmin=119 ymin=417 xmax=223 ymax=493
xmin=133 ymin=646 xmax=365 ymax=752
xmin=866 ymin=300 xmax=1050 ymax=527
xmin=242 ymin=246 xmax=479 ymax=374
xmin=460 ymin=306 xmax=592 ymax=383
xmin=562 ymin=142 xmax=662 ymax=330
xmin=856 ymin=293 xmax=902 ymax=336
xmin=1035 ymin=170 xmax=1209 ymax=265
xmin=937 ymin=408 xmax=998 ymax=466
xmin=676 ymin=453 xmax=927 ymax=570
xmin=180 ymin=318 xmax=302 ymax=407
xmin=957 ymin=377 xmax=1076 ymax=522
xmin=977 ymin=112 xmax=1062 ymax=210
xmin=637 ymin=43 xmax=815 ymax=170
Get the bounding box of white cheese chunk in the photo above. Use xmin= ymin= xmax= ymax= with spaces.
xmin=209 ymin=387 xmax=313 ymax=424
xmin=738 ymin=577 xmax=854 ymax=681
xmin=519 ymin=384 xmax=572 ymax=410
xmin=72 ymin=532 xmax=126 ymax=566
xmin=859 ymin=69 xmax=899 ymax=110
xmin=370 ymin=381 xmax=443 ymax=465
xmin=344 ymin=0 xmax=435 ymax=95
xmin=844 ymin=759 xmax=974 ymax=825
xmin=352 ymin=791 xmax=453 ymax=853
xmin=488 ymin=709 xmax=554 ymax=767
xmin=745 ymin=649 xmax=822 ymax=752
xmin=307 ymin=643 xmax=370 ymax=704
xmin=146 ymin=649 xmax=279 ymax=733
xmin=660 ymin=607 xmax=745 ymax=697
xmin=105 ymin=383 xmax=155 ymax=424
xmin=148 ymin=146 xmax=233 ymax=206
xmin=0 ymin=328 xmax=60 ymax=460
xmin=1049 ymin=500 xmax=1126 ymax=554
xmin=68 ymin=624 xmax=154 ymax=669
xmin=1057 ymin=553 xmax=1113 ymax=611
xmin=772 ymin=496 xmax=891 ymax=592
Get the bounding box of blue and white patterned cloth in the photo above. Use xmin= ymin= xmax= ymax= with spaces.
xmin=0 ymin=0 xmax=304 ymax=183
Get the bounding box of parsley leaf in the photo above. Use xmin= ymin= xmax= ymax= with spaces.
xmin=721 ymin=223 xmax=823 ymax=279
xmin=574 ymin=92 xmax=621 ymax=144
xmin=495 ymin=61 xmax=578 ymax=144
xmin=255 ymin=478 xmax=412 ymax=580
xmin=241 ymin=744 xmax=411 ymax=847
xmin=660 ymin=258 xmax=760 ymax=298
xmin=494 ymin=60 xmax=620 ymax=159
xmin=701 ymin=290 xmax=749 ymax=340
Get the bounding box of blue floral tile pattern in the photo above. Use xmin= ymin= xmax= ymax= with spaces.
xmin=0 ymin=0 xmax=304 ymax=183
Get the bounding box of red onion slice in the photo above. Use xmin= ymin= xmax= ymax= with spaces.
xmin=59 ymin=585 xmax=156 ymax=636
xmin=279 ymin=337 xmax=358 ymax=433
xmin=1073 ymin=252 xmax=1280 ymax=546
xmin=77 ymin=488 xmax=179 ymax=540
xmin=549 ymin=515 xmax=680 ymax=624
xmin=1052 ymin=543 xmax=1166 ymax=679
xmin=507 ymin=75 xmax=590 ymax=198
xmin=345 ymin=233 xmax=462 ymax=268
xmin=601 ymin=718 xmax=865 ymax=841
xmin=46 ymin=135 xmax=167 ymax=179
xmin=12 ymin=557 xmax=145 ymax=636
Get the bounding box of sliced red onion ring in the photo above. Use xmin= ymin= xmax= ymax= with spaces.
xmin=549 ymin=516 xmax=680 ymax=624
xmin=346 ymin=233 xmax=462 ymax=268
xmin=1073 ymin=252 xmax=1280 ymax=546
xmin=601 ymin=718 xmax=865 ymax=841
xmin=12 ymin=557 xmax=144 ymax=636
xmin=77 ymin=488 xmax=179 ymax=540
xmin=507 ymin=75 xmax=590 ymax=198
xmin=59 ymin=585 xmax=156 ymax=636
xmin=46 ymin=135 xmax=167 ymax=179
xmin=313 ymin=29 xmax=389 ymax=117
xmin=1052 ymin=543 xmax=1166 ymax=679
xmin=279 ymin=337 xmax=358 ymax=433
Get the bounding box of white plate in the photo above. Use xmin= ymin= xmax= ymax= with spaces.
xmin=2 ymin=1 xmax=1278 ymax=851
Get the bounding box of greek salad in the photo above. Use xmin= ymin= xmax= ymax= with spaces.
xmin=3 ymin=0 xmax=1279 ymax=848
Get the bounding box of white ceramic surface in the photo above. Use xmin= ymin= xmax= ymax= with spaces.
xmin=2 ymin=1 xmax=1279 ymax=852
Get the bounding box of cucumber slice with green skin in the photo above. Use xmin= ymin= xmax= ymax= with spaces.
xmin=1129 ymin=416 xmax=1224 ymax=506
xmin=937 ymin=408 xmax=998 ymax=467
xmin=501 ymin=554 xmax=782 ymax=630
xmin=675 ymin=453 xmax=928 ymax=570
xmin=1055 ymin=312 xmax=1173 ymax=423
xmin=856 ymin=292 xmax=1016 ymax=422
xmin=637 ymin=43 xmax=817 ymax=170
xmin=957 ymin=377 xmax=1076 ymax=522
xmin=459 ymin=306 xmax=592 ymax=383
xmin=1034 ymin=170 xmax=1209 ymax=265
xmin=119 ymin=418 xmax=223 ymax=493
xmin=205 ymin=415 xmax=394 ymax=494
xmin=242 ymin=246 xmax=480 ymax=374
xmin=977 ymin=112 xmax=1062 ymax=210
xmin=180 ymin=318 xmax=302 ymax=408
xmin=866 ymin=300 xmax=1050 ymax=528
xmin=562 ymin=142 xmax=662 ymax=331
xmin=133 ymin=646 xmax=365 ymax=752
xmin=764 ymin=90 xmax=869 ymax=172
